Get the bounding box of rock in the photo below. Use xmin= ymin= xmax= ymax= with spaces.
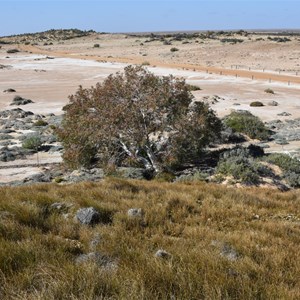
xmin=277 ymin=112 xmax=291 ymax=116
xmin=155 ymin=249 xmax=172 ymax=259
xmin=89 ymin=233 xmax=101 ymax=250
xmin=127 ymin=208 xmax=143 ymax=218
xmin=10 ymin=96 xmax=34 ymax=106
xmin=220 ymin=244 xmax=240 ymax=261
xmin=23 ymin=172 xmax=52 ymax=183
xmin=268 ymin=100 xmax=278 ymax=106
xmin=0 ymin=108 xmax=34 ymax=119
xmin=75 ymin=252 xmax=117 ymax=270
xmin=76 ymin=207 xmax=101 ymax=225
xmin=117 ymin=167 xmax=150 ymax=180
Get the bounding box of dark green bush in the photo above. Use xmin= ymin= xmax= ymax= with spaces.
xmin=250 ymin=101 xmax=264 ymax=107
xmin=170 ymin=47 xmax=179 ymax=52
xmin=93 ymin=44 xmax=100 ymax=48
xmin=223 ymin=111 xmax=270 ymax=140
xmin=34 ymin=120 xmax=48 ymax=127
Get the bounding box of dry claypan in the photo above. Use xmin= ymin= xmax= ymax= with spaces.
xmin=1 ymin=30 xmax=300 ymax=183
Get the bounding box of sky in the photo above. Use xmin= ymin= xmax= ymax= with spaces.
xmin=0 ymin=0 xmax=299 ymax=36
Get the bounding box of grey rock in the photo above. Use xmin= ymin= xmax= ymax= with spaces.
xmin=268 ymin=101 xmax=278 ymax=106
xmin=277 ymin=112 xmax=291 ymax=116
xmin=75 ymin=252 xmax=117 ymax=270
xmin=155 ymin=249 xmax=172 ymax=259
xmin=10 ymin=96 xmax=34 ymax=106
xmin=117 ymin=167 xmax=148 ymax=180
xmin=76 ymin=207 xmax=101 ymax=225
xmin=23 ymin=172 xmax=52 ymax=183
xmin=220 ymin=244 xmax=240 ymax=261
xmin=0 ymin=108 xmax=34 ymax=119
xmin=127 ymin=208 xmax=143 ymax=218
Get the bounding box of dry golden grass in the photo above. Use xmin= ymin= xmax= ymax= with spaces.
xmin=0 ymin=179 xmax=299 ymax=299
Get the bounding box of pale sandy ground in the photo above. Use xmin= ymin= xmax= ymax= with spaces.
xmin=0 ymin=33 xmax=300 ymax=183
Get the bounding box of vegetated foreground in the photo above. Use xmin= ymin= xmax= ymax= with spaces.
xmin=0 ymin=179 xmax=299 ymax=299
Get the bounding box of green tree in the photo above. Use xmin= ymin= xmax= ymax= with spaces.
xmin=58 ymin=66 xmax=222 ymax=172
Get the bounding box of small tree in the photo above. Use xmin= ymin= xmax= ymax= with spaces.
xmin=58 ymin=66 xmax=222 ymax=172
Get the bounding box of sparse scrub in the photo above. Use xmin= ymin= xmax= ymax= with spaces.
xmin=264 ymin=88 xmax=275 ymax=94
xmin=0 ymin=179 xmax=299 ymax=298
xmin=34 ymin=119 xmax=48 ymax=127
xmin=93 ymin=43 xmax=100 ymax=48
xmin=170 ymin=47 xmax=179 ymax=52
xmin=22 ymin=135 xmax=42 ymax=150
xmin=223 ymin=111 xmax=270 ymax=140
xmin=250 ymin=101 xmax=264 ymax=107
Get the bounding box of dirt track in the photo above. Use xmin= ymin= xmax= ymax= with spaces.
xmin=19 ymin=44 xmax=300 ymax=85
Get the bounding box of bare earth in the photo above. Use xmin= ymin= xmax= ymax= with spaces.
xmin=1 ymin=32 xmax=300 ymax=182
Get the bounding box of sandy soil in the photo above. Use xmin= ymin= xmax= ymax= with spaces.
xmin=0 ymin=32 xmax=300 ymax=183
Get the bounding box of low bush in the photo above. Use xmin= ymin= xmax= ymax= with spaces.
xmin=250 ymin=101 xmax=264 ymax=107
xmin=22 ymin=135 xmax=42 ymax=150
xmin=264 ymin=88 xmax=275 ymax=94
xmin=187 ymin=84 xmax=201 ymax=91
xmin=223 ymin=111 xmax=270 ymax=140
xmin=6 ymin=49 xmax=19 ymax=54
xmin=170 ymin=47 xmax=179 ymax=52
xmin=93 ymin=43 xmax=100 ymax=48
xmin=34 ymin=120 xmax=48 ymax=127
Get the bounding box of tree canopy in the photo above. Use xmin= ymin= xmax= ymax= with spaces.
xmin=58 ymin=66 xmax=222 ymax=173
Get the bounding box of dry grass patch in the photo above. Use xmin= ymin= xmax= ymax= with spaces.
xmin=0 ymin=179 xmax=299 ymax=299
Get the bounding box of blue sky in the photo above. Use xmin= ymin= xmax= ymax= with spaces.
xmin=0 ymin=0 xmax=299 ymax=36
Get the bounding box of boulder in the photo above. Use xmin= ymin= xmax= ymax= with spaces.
xmin=127 ymin=208 xmax=143 ymax=218
xmin=155 ymin=249 xmax=172 ymax=259
xmin=76 ymin=207 xmax=101 ymax=225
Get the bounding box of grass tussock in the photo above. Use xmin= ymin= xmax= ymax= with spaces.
xmin=0 ymin=179 xmax=299 ymax=299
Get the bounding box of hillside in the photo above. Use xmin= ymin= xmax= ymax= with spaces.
xmin=0 ymin=179 xmax=299 ymax=299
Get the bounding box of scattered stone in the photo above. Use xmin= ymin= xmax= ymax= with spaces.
xmin=0 ymin=108 xmax=34 ymax=119
xmin=10 ymin=96 xmax=34 ymax=106
xmin=76 ymin=207 xmax=101 ymax=225
xmin=23 ymin=172 xmax=52 ymax=183
xmin=89 ymin=233 xmax=101 ymax=250
xmin=220 ymin=244 xmax=240 ymax=261
xmin=75 ymin=252 xmax=117 ymax=270
xmin=127 ymin=208 xmax=143 ymax=218
xmin=277 ymin=112 xmax=291 ymax=116
xmin=155 ymin=249 xmax=172 ymax=259
xmin=267 ymin=100 xmax=278 ymax=106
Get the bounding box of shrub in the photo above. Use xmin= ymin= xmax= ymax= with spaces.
xmin=58 ymin=65 xmax=222 ymax=171
xmin=141 ymin=61 xmax=150 ymax=66
xmin=264 ymin=153 xmax=300 ymax=173
xmin=170 ymin=47 xmax=179 ymax=52
xmin=250 ymin=101 xmax=264 ymax=107
xmin=34 ymin=120 xmax=48 ymax=127
xmin=6 ymin=49 xmax=19 ymax=54
xmin=217 ymin=155 xmax=260 ymax=184
xmin=223 ymin=111 xmax=270 ymax=140
xmin=22 ymin=135 xmax=42 ymax=150
xmin=93 ymin=43 xmax=100 ymax=48
xmin=264 ymin=88 xmax=275 ymax=94
xmin=187 ymin=84 xmax=201 ymax=91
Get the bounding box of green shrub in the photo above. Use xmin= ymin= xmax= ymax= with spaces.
xmin=141 ymin=61 xmax=150 ymax=66
xmin=34 ymin=120 xmax=48 ymax=127
xmin=223 ymin=111 xmax=270 ymax=140
xmin=217 ymin=156 xmax=260 ymax=185
xmin=250 ymin=101 xmax=264 ymax=107
xmin=264 ymin=88 xmax=275 ymax=94
xmin=264 ymin=153 xmax=300 ymax=173
xmin=187 ymin=84 xmax=201 ymax=91
xmin=170 ymin=47 xmax=179 ymax=52
xmin=22 ymin=135 xmax=42 ymax=150
xmin=6 ymin=49 xmax=19 ymax=54
xmin=93 ymin=43 xmax=100 ymax=48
